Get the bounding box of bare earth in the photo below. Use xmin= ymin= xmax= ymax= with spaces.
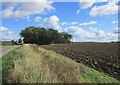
xmin=0 ymin=45 xmax=20 ymax=58
xmin=40 ymin=43 xmax=120 ymax=80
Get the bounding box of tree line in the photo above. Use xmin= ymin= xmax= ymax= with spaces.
xmin=20 ymin=26 xmax=72 ymax=45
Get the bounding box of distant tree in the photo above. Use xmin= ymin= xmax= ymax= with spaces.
xmin=61 ymin=32 xmax=72 ymax=43
xmin=20 ymin=26 xmax=36 ymax=43
xmin=11 ymin=40 xmax=15 ymax=45
xmin=20 ymin=26 xmax=72 ymax=45
xmin=47 ymin=29 xmax=60 ymax=44
xmin=18 ymin=38 xmax=22 ymax=44
xmin=117 ymin=41 xmax=120 ymax=43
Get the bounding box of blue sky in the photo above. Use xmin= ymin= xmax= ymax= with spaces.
xmin=1 ymin=0 xmax=120 ymax=42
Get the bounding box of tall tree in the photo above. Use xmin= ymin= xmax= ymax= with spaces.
xmin=20 ymin=26 xmax=72 ymax=45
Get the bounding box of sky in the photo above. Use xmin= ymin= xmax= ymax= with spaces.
xmin=1 ymin=0 xmax=120 ymax=42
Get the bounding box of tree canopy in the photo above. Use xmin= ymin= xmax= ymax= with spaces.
xmin=20 ymin=26 xmax=72 ymax=45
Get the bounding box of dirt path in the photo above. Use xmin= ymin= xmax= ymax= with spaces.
xmin=0 ymin=45 xmax=20 ymax=58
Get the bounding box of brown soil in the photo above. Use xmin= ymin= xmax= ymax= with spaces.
xmin=40 ymin=42 xmax=120 ymax=80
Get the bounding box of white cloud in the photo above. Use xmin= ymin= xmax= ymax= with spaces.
xmin=61 ymin=22 xmax=68 ymax=26
xmin=26 ymin=16 xmax=31 ymax=22
xmin=76 ymin=0 xmax=96 ymax=14
xmin=2 ymin=0 xmax=54 ymax=18
xmin=43 ymin=15 xmax=62 ymax=31
xmin=79 ymin=21 xmax=97 ymax=26
xmin=114 ymin=28 xmax=120 ymax=33
xmin=61 ymin=22 xmax=78 ymax=26
xmin=64 ymin=26 xmax=118 ymax=42
xmin=48 ymin=15 xmax=61 ymax=30
xmin=79 ymin=0 xmax=96 ymax=9
xmin=34 ymin=17 xmax=42 ymax=22
xmin=49 ymin=15 xmax=59 ymax=24
xmin=89 ymin=26 xmax=97 ymax=31
xmin=77 ymin=0 xmax=119 ymax=15
xmin=67 ymin=26 xmax=94 ymax=39
xmin=71 ymin=22 xmax=78 ymax=25
xmin=89 ymin=27 xmax=118 ymax=41
xmin=0 ymin=26 xmax=17 ymax=41
xmin=0 ymin=26 xmax=9 ymax=31
xmin=2 ymin=0 xmax=53 ymax=2
xmin=76 ymin=9 xmax=80 ymax=15
xmin=89 ymin=2 xmax=119 ymax=17
xmin=112 ymin=21 xmax=119 ymax=24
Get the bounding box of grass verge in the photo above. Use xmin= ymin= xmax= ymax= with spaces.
xmin=1 ymin=44 xmax=120 ymax=84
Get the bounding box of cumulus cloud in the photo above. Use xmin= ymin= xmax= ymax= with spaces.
xmin=112 ymin=21 xmax=119 ymax=24
xmin=64 ymin=26 xmax=118 ymax=42
xmin=79 ymin=0 xmax=96 ymax=9
xmin=76 ymin=0 xmax=96 ymax=14
xmin=114 ymin=28 xmax=120 ymax=33
xmin=43 ymin=15 xmax=62 ymax=31
xmin=34 ymin=17 xmax=42 ymax=22
xmin=89 ymin=2 xmax=119 ymax=17
xmin=61 ymin=22 xmax=68 ymax=26
xmin=48 ymin=15 xmax=61 ymax=31
xmin=67 ymin=26 xmax=95 ymax=39
xmin=0 ymin=26 xmax=17 ymax=41
xmin=49 ymin=15 xmax=59 ymax=26
xmin=89 ymin=27 xmax=118 ymax=41
xmin=79 ymin=21 xmax=97 ymax=26
xmin=77 ymin=0 xmax=119 ymax=15
xmin=0 ymin=26 xmax=9 ymax=31
xmin=89 ymin=26 xmax=97 ymax=31
xmin=2 ymin=0 xmax=54 ymax=18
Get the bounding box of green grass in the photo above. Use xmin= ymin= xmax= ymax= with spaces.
xmin=1 ymin=46 xmax=22 ymax=82
xmin=0 ymin=46 xmax=13 ymax=48
xmin=0 ymin=46 xmax=21 ymax=84
xmin=0 ymin=57 xmax=2 ymax=84
xmin=1 ymin=44 xmax=120 ymax=84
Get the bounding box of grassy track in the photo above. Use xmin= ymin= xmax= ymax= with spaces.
xmin=1 ymin=44 xmax=120 ymax=83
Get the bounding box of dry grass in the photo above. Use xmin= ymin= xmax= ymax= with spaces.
xmin=8 ymin=44 xmax=85 ymax=83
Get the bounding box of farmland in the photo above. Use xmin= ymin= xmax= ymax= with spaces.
xmin=40 ymin=42 xmax=120 ymax=80
xmin=1 ymin=44 xmax=120 ymax=83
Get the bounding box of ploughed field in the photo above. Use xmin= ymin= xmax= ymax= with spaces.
xmin=40 ymin=42 xmax=120 ymax=80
